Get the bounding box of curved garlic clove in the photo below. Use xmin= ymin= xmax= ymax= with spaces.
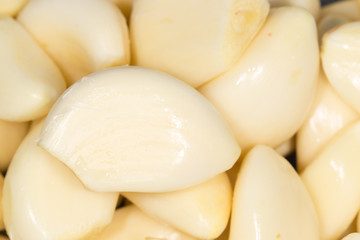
xmin=321 ymin=0 xmax=360 ymax=21
xmin=39 ymin=66 xmax=240 ymax=192
xmin=95 ymin=205 xmax=198 ymax=240
xmin=268 ymin=0 xmax=320 ymax=20
xmin=301 ymin=120 xmax=360 ymax=240
xmin=230 ymin=145 xmax=319 ymax=240
xmin=0 ymin=0 xmax=27 ymax=16
xmin=199 ymin=7 xmax=319 ymax=152
xmin=0 ymin=119 xmax=29 ymax=172
xmin=18 ymin=0 xmax=130 ymax=86
xmin=123 ymin=173 xmax=232 ymax=239
xmin=0 ymin=16 xmax=66 ymax=122
xmin=342 ymin=233 xmax=360 ymax=240
xmin=322 ymin=22 xmax=360 ymax=114
xmin=296 ymin=71 xmax=358 ymax=172
xmin=131 ymin=0 xmax=269 ymax=88
xmin=2 ymin=120 xmax=118 ymax=240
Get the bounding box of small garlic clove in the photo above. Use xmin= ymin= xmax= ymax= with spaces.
xmin=2 ymin=120 xmax=118 ymax=240
xmin=39 ymin=66 xmax=240 ymax=192
xmin=131 ymin=0 xmax=269 ymax=87
xmin=123 ymin=173 xmax=232 ymax=239
xmin=301 ymin=120 xmax=360 ymax=240
xmin=230 ymin=145 xmax=319 ymax=240
xmin=18 ymin=0 xmax=130 ymax=86
xmin=199 ymin=7 xmax=319 ymax=152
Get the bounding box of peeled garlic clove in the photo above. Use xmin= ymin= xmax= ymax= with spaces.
xmin=321 ymin=0 xmax=360 ymax=21
xmin=123 ymin=173 xmax=232 ymax=239
xmin=39 ymin=66 xmax=240 ymax=192
xmin=322 ymin=22 xmax=360 ymax=114
xmin=3 ymin=120 xmax=118 ymax=240
xmin=131 ymin=0 xmax=269 ymax=88
xmin=95 ymin=205 xmax=198 ymax=240
xmin=296 ymin=71 xmax=358 ymax=172
xmin=0 ymin=16 xmax=66 ymax=122
xmin=342 ymin=233 xmax=360 ymax=240
xmin=0 ymin=0 xmax=27 ymax=16
xmin=18 ymin=0 xmax=130 ymax=86
xmin=268 ymin=0 xmax=320 ymax=20
xmin=0 ymin=119 xmax=29 ymax=171
xmin=230 ymin=145 xmax=319 ymax=240
xmin=199 ymin=7 xmax=319 ymax=152
xmin=301 ymin=120 xmax=360 ymax=240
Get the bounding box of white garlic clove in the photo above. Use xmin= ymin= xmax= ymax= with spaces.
xmin=39 ymin=66 xmax=240 ymax=192
xmin=2 ymin=120 xmax=118 ymax=240
xmin=199 ymin=7 xmax=319 ymax=152
xmin=18 ymin=0 xmax=130 ymax=86
xmin=0 ymin=16 xmax=66 ymax=122
xmin=230 ymin=145 xmax=319 ymax=240
xmin=296 ymin=71 xmax=358 ymax=172
xmin=131 ymin=0 xmax=269 ymax=87
xmin=322 ymin=22 xmax=360 ymax=114
xmin=301 ymin=120 xmax=360 ymax=240
xmin=123 ymin=173 xmax=232 ymax=239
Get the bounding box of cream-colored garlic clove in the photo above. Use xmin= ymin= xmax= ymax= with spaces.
xmin=123 ymin=173 xmax=232 ymax=239
xmin=18 ymin=0 xmax=130 ymax=86
xmin=342 ymin=233 xmax=360 ymax=240
xmin=39 ymin=66 xmax=240 ymax=193
xmin=0 ymin=16 xmax=66 ymax=122
xmin=296 ymin=71 xmax=358 ymax=172
xmin=199 ymin=7 xmax=319 ymax=152
xmin=2 ymin=120 xmax=118 ymax=240
xmin=301 ymin=120 xmax=360 ymax=240
xmin=131 ymin=0 xmax=269 ymax=88
xmin=230 ymin=145 xmax=319 ymax=240
xmin=0 ymin=0 xmax=27 ymax=16
xmin=268 ymin=0 xmax=320 ymax=20
xmin=94 ymin=205 xmax=198 ymax=240
xmin=0 ymin=119 xmax=29 ymax=172
xmin=322 ymin=22 xmax=360 ymax=114
xmin=321 ymin=0 xmax=360 ymax=21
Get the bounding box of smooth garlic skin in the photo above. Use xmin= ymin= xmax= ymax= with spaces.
xmin=39 ymin=66 xmax=240 ymax=193
xmin=322 ymin=22 xmax=360 ymax=115
xmin=268 ymin=0 xmax=320 ymax=20
xmin=0 ymin=119 xmax=29 ymax=172
xmin=0 ymin=16 xmax=66 ymax=122
xmin=229 ymin=145 xmax=319 ymax=240
xmin=0 ymin=0 xmax=27 ymax=16
xmin=342 ymin=233 xmax=360 ymax=240
xmin=123 ymin=173 xmax=232 ymax=239
xmin=94 ymin=205 xmax=198 ymax=240
xmin=131 ymin=0 xmax=269 ymax=88
xmin=301 ymin=121 xmax=360 ymax=240
xmin=18 ymin=0 xmax=130 ymax=86
xmin=320 ymin=0 xmax=360 ymax=21
xmin=199 ymin=7 xmax=319 ymax=152
xmin=296 ymin=71 xmax=358 ymax=172
xmin=2 ymin=120 xmax=118 ymax=240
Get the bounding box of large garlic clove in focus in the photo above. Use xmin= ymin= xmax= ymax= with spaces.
xmin=199 ymin=7 xmax=319 ymax=152
xmin=230 ymin=145 xmax=319 ymax=240
xmin=39 ymin=66 xmax=240 ymax=192
xmin=94 ymin=205 xmax=198 ymax=240
xmin=123 ymin=173 xmax=232 ymax=239
xmin=131 ymin=0 xmax=269 ymax=88
xmin=0 ymin=16 xmax=66 ymax=122
xmin=322 ymin=22 xmax=360 ymax=115
xmin=2 ymin=120 xmax=118 ymax=240
xmin=268 ymin=0 xmax=320 ymax=20
xmin=18 ymin=0 xmax=130 ymax=86
xmin=301 ymin=120 xmax=360 ymax=240
xmin=296 ymin=71 xmax=358 ymax=172
xmin=0 ymin=119 xmax=29 ymax=171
